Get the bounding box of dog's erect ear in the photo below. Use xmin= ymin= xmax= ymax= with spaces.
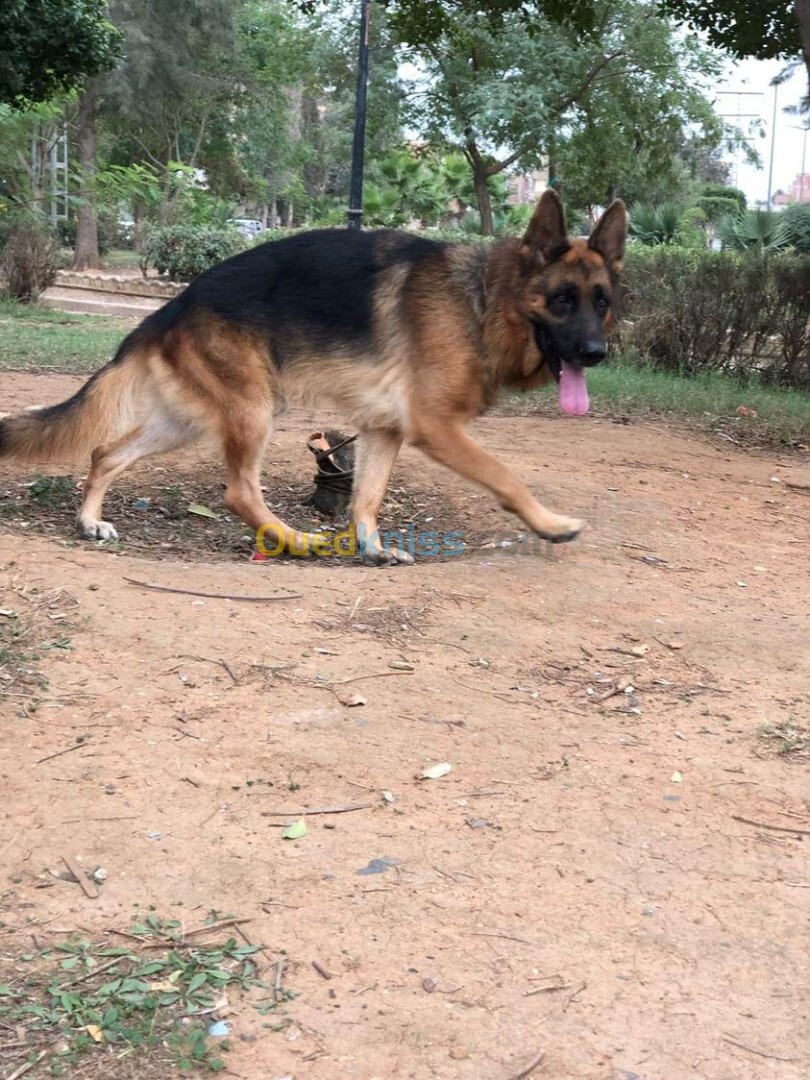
xmin=520 ymin=189 xmax=568 ymax=268
xmin=588 ymin=199 xmax=627 ymax=268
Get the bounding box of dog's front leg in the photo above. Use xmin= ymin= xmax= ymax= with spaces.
xmin=413 ymin=422 xmax=583 ymax=543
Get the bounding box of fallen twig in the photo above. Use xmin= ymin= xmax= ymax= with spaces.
xmin=509 ymin=1047 xmax=546 ymax=1079
xmin=61 ymin=855 xmax=99 ymax=899
xmin=58 ymin=955 xmax=123 ymax=989
xmin=178 ymin=654 xmax=239 ymax=684
xmin=183 ymin=917 xmax=253 ymax=938
xmin=124 ymin=578 xmax=301 ymax=602
xmin=273 ymin=957 xmax=286 ymax=1001
xmin=259 ymin=802 xmax=372 ymax=815
xmin=332 ymin=671 xmax=413 ymax=686
xmin=471 ymin=932 xmax=533 ymax=945
xmin=36 ymin=742 xmax=88 ymax=765
xmin=722 ymin=1035 xmax=800 ymax=1062
xmin=312 ymin=960 xmax=333 ymax=980
xmin=732 ymin=815 xmax=810 ymax=837
xmin=6 ymin=1050 xmax=48 ymax=1080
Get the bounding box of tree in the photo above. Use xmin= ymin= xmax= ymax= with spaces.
xmin=660 ymin=1 xmax=799 ymax=61
xmin=402 ymin=0 xmax=729 ymax=232
xmin=0 ymin=0 xmax=122 ymax=107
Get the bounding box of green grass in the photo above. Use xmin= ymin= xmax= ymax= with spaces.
xmin=104 ymin=248 xmax=142 ymax=268
xmin=0 ymin=298 xmax=807 ymax=445
xmin=0 ymin=298 xmax=132 ymax=372
xmin=587 ymin=356 xmax=810 ymax=447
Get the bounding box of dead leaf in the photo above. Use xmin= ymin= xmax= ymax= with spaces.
xmin=85 ymin=1024 xmax=104 ymax=1043
xmin=187 ymin=503 xmax=221 ymax=520
xmin=664 ymin=640 xmax=685 ymax=650
xmin=630 ymin=644 xmax=650 ymax=656
xmin=671 ymin=771 xmax=683 ymax=784
xmin=344 ymin=694 xmax=367 ymax=707
xmin=388 ymin=661 xmax=414 ymax=671
xmin=418 ymin=762 xmax=452 ymax=780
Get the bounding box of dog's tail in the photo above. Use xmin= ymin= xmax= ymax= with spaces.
xmin=0 ymin=333 xmax=146 ymax=463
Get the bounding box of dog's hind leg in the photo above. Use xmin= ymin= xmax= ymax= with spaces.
xmin=221 ymin=410 xmax=322 ymax=557
xmin=78 ymin=411 xmax=201 ymax=540
xmin=351 ymin=429 xmax=411 ymax=566
xmin=413 ymin=421 xmax=584 ymax=543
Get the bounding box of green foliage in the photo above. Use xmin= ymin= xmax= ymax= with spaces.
xmin=144 ymin=226 xmax=246 ymax=282
xmin=619 ymin=247 xmax=810 ymax=388
xmin=0 ymin=922 xmax=278 ymax=1073
xmin=780 ymin=203 xmax=810 ymax=254
xmin=674 ymin=206 xmax=710 ymax=250
xmin=628 ymin=203 xmax=683 ymax=246
xmin=700 ymin=183 xmax=746 ymax=211
xmin=0 ymin=0 xmax=122 ymax=106
xmin=716 ymin=209 xmax=789 ymax=253
xmin=659 ymin=0 xmax=799 ymax=60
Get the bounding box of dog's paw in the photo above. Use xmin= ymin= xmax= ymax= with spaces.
xmin=534 ymin=517 xmax=584 ymax=544
xmin=77 ymin=519 xmax=119 ymax=541
xmin=361 ymin=545 xmax=415 ymax=567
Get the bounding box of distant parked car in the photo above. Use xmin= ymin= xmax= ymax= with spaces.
xmin=229 ymin=218 xmax=263 ymax=238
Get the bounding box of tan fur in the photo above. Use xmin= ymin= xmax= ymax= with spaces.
xmin=0 ymin=191 xmax=626 ymax=560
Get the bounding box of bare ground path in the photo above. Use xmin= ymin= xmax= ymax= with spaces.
xmin=1 ymin=372 xmax=808 ymax=1080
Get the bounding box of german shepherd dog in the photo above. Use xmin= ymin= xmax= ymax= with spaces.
xmin=0 ymin=191 xmax=626 ymax=565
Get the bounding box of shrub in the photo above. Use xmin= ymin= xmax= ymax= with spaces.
xmin=1 ymin=216 xmax=59 ymax=301
xmin=780 ymin=202 xmax=810 ymax=254
xmin=628 ymin=203 xmax=682 ymax=245
xmin=618 ymin=247 xmax=810 ymax=389
xmin=143 ymin=225 xmax=246 ymax=281
xmin=696 ymin=184 xmax=747 ymax=221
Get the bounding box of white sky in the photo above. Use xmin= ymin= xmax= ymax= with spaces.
xmin=714 ymin=57 xmax=808 ymax=205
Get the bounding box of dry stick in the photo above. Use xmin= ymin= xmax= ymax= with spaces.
xmin=509 ymin=1047 xmax=546 ymax=1079
xmin=732 ymin=815 xmax=810 ymax=836
xmin=36 ymin=742 xmax=87 ymax=765
xmin=273 ymin=958 xmax=286 ymax=1001
xmin=61 ymin=855 xmax=99 ymax=899
xmin=453 ymin=678 xmax=522 ymax=704
xmin=471 ymin=932 xmax=533 ymax=945
xmin=312 ymin=960 xmax=333 ymax=980
xmin=332 ymin=670 xmax=413 ymax=686
xmin=178 ymin=654 xmax=239 ymax=684
xmin=6 ymin=1050 xmax=48 ymax=1080
xmin=722 ymin=1035 xmax=800 ymax=1062
xmin=183 ymin=917 xmax=253 ymax=938
xmin=124 ymin=578 xmax=301 ymax=602
xmin=58 ymin=955 xmax=123 ymax=989
xmin=257 ymin=802 xmax=372 ymax=815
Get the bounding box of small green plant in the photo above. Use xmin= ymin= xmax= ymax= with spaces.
xmin=780 ymin=202 xmax=810 ymax=254
xmin=0 ymin=919 xmax=286 ymax=1075
xmin=757 ymin=721 xmax=808 ymax=760
xmin=28 ymin=474 xmax=78 ymax=507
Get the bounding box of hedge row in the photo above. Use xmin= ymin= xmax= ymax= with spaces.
xmin=617 ymin=248 xmax=810 ymax=390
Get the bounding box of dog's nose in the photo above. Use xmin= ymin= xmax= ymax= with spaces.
xmin=579 ymin=343 xmax=606 ymax=366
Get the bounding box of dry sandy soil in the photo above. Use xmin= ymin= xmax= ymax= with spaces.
xmin=1 ymin=372 xmax=809 ymax=1080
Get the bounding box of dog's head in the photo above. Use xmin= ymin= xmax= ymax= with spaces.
xmin=518 ymin=190 xmax=627 ymax=416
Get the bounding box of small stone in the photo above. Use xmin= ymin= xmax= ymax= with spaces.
xmin=449 ymin=1047 xmax=470 ymax=1060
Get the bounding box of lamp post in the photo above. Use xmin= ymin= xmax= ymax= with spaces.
xmin=347 ymin=0 xmax=371 ymax=229
xmin=766 ymin=82 xmax=778 ymax=211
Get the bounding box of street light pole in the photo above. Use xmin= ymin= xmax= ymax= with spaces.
xmin=766 ymin=81 xmax=778 ymax=211
xmin=347 ymin=0 xmax=371 ymax=230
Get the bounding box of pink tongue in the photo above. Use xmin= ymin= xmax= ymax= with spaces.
xmin=559 ymin=361 xmax=589 ymax=416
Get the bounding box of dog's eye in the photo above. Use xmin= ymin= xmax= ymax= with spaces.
xmin=549 ymin=290 xmax=576 ymax=311
xmin=595 ymin=295 xmax=610 ymax=315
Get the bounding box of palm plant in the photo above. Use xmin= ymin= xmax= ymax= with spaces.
xmin=715 ymin=209 xmax=789 ymax=253
xmin=628 ymin=202 xmax=683 ymax=245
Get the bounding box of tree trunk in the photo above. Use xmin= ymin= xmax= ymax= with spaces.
xmin=72 ymin=82 xmax=101 ymax=270
xmin=472 ymin=160 xmax=494 ymax=236
xmin=797 ymin=0 xmax=810 ymax=96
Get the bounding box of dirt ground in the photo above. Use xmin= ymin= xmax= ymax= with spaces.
xmin=1 ymin=372 xmax=808 ymax=1080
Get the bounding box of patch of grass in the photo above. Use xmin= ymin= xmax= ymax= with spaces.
xmin=0 ymin=918 xmax=288 ymax=1077
xmin=589 ymin=356 xmax=810 ymax=447
xmin=0 ymin=298 xmax=132 ymax=373
xmin=506 ymin=353 xmax=810 ymax=448
xmin=757 ymin=721 xmax=809 ymax=762
xmin=104 ymin=249 xmax=142 ymax=269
